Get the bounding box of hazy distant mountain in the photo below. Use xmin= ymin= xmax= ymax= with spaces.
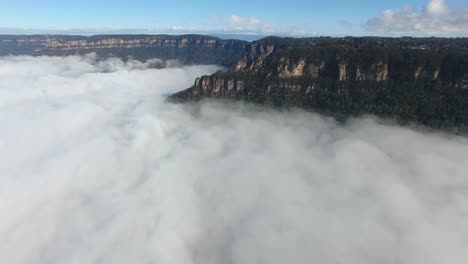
xmin=210 ymin=34 xmax=266 ymax=41
xmin=0 ymin=34 xmax=248 ymax=65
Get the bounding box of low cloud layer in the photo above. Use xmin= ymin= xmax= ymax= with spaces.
xmin=1 ymin=55 xmax=468 ymax=264
xmin=367 ymin=0 xmax=468 ymax=36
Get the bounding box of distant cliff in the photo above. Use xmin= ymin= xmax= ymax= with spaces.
xmin=170 ymin=37 xmax=468 ymax=128
xmin=0 ymin=34 xmax=248 ymax=66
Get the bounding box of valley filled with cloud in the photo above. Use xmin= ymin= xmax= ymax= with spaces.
xmin=1 ymin=55 xmax=468 ymax=264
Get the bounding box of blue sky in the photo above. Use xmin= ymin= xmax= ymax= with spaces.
xmin=0 ymin=0 xmax=467 ymax=36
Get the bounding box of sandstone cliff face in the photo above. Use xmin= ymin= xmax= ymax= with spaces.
xmin=269 ymin=58 xmax=390 ymax=81
xmin=275 ymin=57 xmax=309 ymax=78
xmin=356 ymin=63 xmax=389 ymax=81
xmin=190 ymin=76 xmax=245 ymax=97
xmin=233 ymin=42 xmax=392 ymax=82
xmin=44 ymin=37 xmax=232 ymax=50
xmin=189 ymin=75 xmax=323 ymax=97
xmin=338 ymin=64 xmax=348 ymax=81
xmin=235 ymin=42 xmax=276 ymax=72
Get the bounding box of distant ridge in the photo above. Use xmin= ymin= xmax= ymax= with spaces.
xmin=0 ymin=34 xmax=248 ymax=65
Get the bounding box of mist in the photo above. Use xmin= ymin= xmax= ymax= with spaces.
xmin=0 ymin=55 xmax=467 ymax=264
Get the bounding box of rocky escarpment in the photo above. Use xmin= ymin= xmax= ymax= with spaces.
xmin=0 ymin=34 xmax=248 ymax=66
xmin=170 ymin=37 xmax=468 ymax=128
xmin=44 ymin=36 xmax=221 ymax=49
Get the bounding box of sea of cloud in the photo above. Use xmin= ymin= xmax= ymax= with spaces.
xmin=0 ymin=54 xmax=467 ymax=264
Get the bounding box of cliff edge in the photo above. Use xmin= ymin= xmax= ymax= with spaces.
xmin=170 ymin=37 xmax=468 ymax=128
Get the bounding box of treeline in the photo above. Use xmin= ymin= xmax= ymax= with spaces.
xmin=234 ymin=76 xmax=468 ymax=128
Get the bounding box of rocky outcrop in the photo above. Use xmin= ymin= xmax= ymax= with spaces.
xmin=191 ymin=75 xmax=245 ymax=97
xmin=414 ymin=66 xmax=442 ymax=81
xmin=235 ymin=42 xmax=275 ymax=72
xmin=414 ymin=67 xmax=426 ymax=79
xmin=290 ymin=58 xmax=306 ymax=77
xmin=274 ymin=58 xmax=308 ymax=78
xmin=170 ymin=74 xmax=247 ymax=102
xmin=338 ymin=64 xmax=348 ymax=81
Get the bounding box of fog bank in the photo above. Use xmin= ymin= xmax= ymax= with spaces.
xmin=0 ymin=55 xmax=467 ymax=264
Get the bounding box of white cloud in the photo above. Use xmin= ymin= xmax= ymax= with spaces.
xmin=425 ymin=0 xmax=450 ymax=15
xmin=167 ymin=15 xmax=309 ymax=36
xmin=366 ymin=0 xmax=468 ymax=36
xmin=224 ymin=15 xmax=274 ymax=33
xmin=171 ymin=25 xmax=186 ymax=32
xmin=222 ymin=15 xmax=310 ymax=36
xmin=230 ymin=15 xmax=260 ymax=26
xmin=0 ymin=15 xmax=310 ymax=37
xmin=1 ymin=55 xmax=468 ymax=264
